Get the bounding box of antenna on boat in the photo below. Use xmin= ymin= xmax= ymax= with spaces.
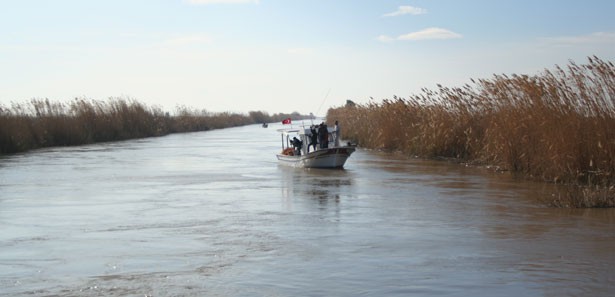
xmin=315 ymin=88 xmax=331 ymax=120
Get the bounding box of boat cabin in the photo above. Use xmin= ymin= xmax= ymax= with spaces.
xmin=278 ymin=126 xmax=334 ymax=156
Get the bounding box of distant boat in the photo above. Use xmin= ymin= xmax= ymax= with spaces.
xmin=276 ymin=126 xmax=355 ymax=169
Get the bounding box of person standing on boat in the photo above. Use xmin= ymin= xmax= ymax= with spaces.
xmin=318 ymin=122 xmax=329 ymax=149
xmin=333 ymin=120 xmax=341 ymax=147
xmin=308 ymin=125 xmax=318 ymax=152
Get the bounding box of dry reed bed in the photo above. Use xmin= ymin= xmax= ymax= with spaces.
xmin=0 ymin=98 xmax=299 ymax=155
xmin=327 ymin=56 xmax=615 ymax=207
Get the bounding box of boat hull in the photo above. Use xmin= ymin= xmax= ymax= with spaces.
xmin=276 ymin=147 xmax=356 ymax=169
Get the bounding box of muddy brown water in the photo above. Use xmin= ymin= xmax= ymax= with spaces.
xmin=0 ymin=123 xmax=613 ymax=296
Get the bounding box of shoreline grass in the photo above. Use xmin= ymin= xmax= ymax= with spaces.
xmin=0 ymin=98 xmax=306 ymax=155
xmin=327 ymin=56 xmax=615 ymax=208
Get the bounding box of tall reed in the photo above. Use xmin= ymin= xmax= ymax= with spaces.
xmin=0 ymin=98 xmax=307 ymax=155
xmin=327 ymin=56 xmax=615 ymax=207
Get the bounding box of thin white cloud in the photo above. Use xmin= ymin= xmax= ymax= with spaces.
xmin=378 ymin=27 xmax=462 ymax=42
xmin=398 ymin=27 xmax=462 ymax=41
xmin=540 ymin=31 xmax=615 ymax=46
xmin=186 ymin=0 xmax=259 ymax=4
xmin=376 ymin=35 xmax=395 ymax=43
xmin=383 ymin=5 xmax=427 ymax=17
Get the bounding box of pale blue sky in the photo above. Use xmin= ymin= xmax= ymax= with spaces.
xmin=1 ymin=0 xmax=614 ymax=115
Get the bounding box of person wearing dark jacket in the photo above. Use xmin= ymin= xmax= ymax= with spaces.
xmin=308 ymin=125 xmax=318 ymax=152
xmin=318 ymin=123 xmax=329 ymax=149
xmin=291 ymin=137 xmax=303 ymax=156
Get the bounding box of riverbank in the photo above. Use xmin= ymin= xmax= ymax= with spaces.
xmin=327 ymin=56 xmax=615 ymax=208
xmin=0 ymin=98 xmax=306 ymax=155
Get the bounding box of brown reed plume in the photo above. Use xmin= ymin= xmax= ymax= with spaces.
xmin=327 ymin=56 xmax=615 ymax=207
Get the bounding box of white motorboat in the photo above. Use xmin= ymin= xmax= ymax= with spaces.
xmin=276 ymin=126 xmax=355 ymax=169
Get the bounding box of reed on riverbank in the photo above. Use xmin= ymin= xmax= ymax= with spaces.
xmin=327 ymin=56 xmax=615 ymax=208
xmin=0 ymin=98 xmax=304 ymax=155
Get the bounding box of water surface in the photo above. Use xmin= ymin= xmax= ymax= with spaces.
xmin=1 ymin=123 xmax=613 ymax=296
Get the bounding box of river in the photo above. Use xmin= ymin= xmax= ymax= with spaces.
xmin=0 ymin=123 xmax=613 ymax=296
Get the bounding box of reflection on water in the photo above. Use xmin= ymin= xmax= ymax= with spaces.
xmin=280 ymin=166 xmax=353 ymax=204
xmin=0 ymin=123 xmax=614 ymax=296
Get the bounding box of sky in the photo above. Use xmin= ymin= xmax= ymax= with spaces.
xmin=1 ymin=0 xmax=614 ymax=116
